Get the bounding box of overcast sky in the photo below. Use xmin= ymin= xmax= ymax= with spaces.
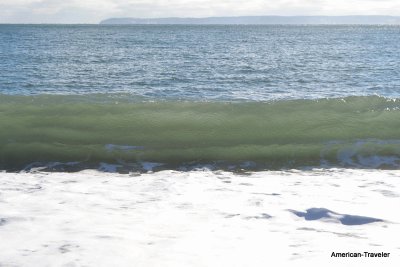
xmin=0 ymin=0 xmax=399 ymax=24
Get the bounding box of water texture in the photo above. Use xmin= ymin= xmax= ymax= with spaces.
xmin=1 ymin=25 xmax=400 ymax=170
xmin=1 ymin=25 xmax=400 ymax=100
xmin=1 ymin=95 xmax=399 ymax=170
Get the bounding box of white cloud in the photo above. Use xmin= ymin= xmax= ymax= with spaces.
xmin=0 ymin=0 xmax=399 ymax=23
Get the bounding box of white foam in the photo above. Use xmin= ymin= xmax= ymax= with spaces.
xmin=0 ymin=169 xmax=399 ymax=266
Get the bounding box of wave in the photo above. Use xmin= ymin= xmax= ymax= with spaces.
xmin=1 ymin=94 xmax=399 ymax=171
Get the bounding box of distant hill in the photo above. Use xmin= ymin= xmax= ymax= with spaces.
xmin=100 ymin=16 xmax=400 ymax=25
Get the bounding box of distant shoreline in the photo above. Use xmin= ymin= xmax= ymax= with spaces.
xmin=100 ymin=15 xmax=400 ymax=25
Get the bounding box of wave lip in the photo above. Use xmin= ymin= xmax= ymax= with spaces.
xmin=1 ymin=95 xmax=400 ymax=172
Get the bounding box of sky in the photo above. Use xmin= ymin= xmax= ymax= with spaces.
xmin=0 ymin=0 xmax=399 ymax=24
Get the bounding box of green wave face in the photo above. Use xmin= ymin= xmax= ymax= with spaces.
xmin=1 ymin=95 xmax=400 ymax=171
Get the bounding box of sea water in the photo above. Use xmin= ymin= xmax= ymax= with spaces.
xmin=1 ymin=25 xmax=400 ymax=170
xmin=1 ymin=25 xmax=400 ymax=99
xmin=0 ymin=25 xmax=399 ymax=266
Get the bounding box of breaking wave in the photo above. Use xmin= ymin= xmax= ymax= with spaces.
xmin=1 ymin=94 xmax=399 ymax=172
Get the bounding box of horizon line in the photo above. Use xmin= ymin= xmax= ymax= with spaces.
xmin=1 ymin=15 xmax=400 ymax=25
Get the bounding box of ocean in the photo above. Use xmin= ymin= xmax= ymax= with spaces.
xmin=1 ymin=25 xmax=400 ymax=99
xmin=1 ymin=25 xmax=400 ymax=171
xmin=0 ymin=25 xmax=399 ymax=266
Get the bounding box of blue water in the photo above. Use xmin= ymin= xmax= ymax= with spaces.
xmin=1 ymin=25 xmax=400 ymax=171
xmin=1 ymin=25 xmax=400 ymax=100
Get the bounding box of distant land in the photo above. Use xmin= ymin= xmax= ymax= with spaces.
xmin=100 ymin=16 xmax=400 ymax=25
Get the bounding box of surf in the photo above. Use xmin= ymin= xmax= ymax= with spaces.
xmin=1 ymin=94 xmax=399 ymax=171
